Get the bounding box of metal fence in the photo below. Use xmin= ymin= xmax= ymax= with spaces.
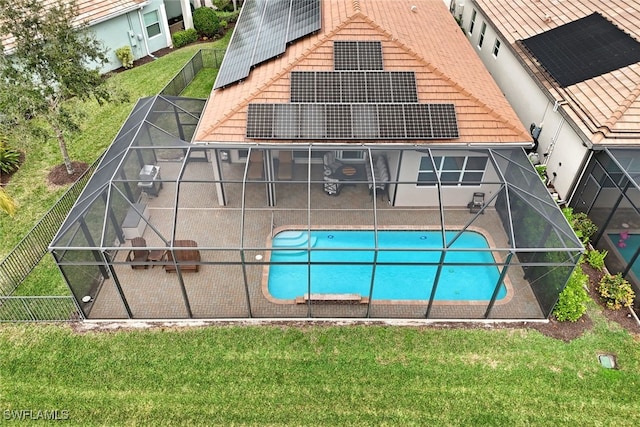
xmin=0 ymin=158 xmax=100 ymax=297
xmin=0 ymin=47 xmax=225 ymax=321
xmin=0 ymin=296 xmax=82 ymax=322
xmin=160 ymin=49 xmax=225 ymax=96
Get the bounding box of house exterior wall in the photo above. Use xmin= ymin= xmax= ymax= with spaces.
xmin=394 ymin=150 xmax=501 ymax=207
xmin=457 ymin=4 xmax=590 ymax=201
xmin=89 ymin=0 xmax=172 ymax=73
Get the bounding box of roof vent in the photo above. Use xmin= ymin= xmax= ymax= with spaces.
xmin=411 ymin=5 xmax=418 ymax=13
xmin=544 ymin=14 xmax=553 ymax=23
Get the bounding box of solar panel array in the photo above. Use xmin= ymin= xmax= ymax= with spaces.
xmin=246 ymin=103 xmax=459 ymax=139
xmin=290 ymin=71 xmax=418 ymax=103
xmin=334 ymin=41 xmax=384 ymax=70
xmin=214 ymin=0 xmax=321 ymax=89
xmin=521 ymin=13 xmax=640 ymax=88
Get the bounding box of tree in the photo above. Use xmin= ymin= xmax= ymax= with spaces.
xmin=0 ymin=0 xmax=117 ymax=175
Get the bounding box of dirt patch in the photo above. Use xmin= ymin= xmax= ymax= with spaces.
xmin=47 ymin=161 xmax=89 ymax=186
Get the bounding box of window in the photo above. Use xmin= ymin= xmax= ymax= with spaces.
xmin=144 ymin=10 xmax=161 ymax=38
xmin=469 ymin=10 xmax=477 ymax=34
xmin=336 ymin=150 xmax=365 ymax=161
xmin=478 ymin=22 xmax=487 ymax=48
xmin=417 ymin=156 xmax=488 ymax=186
xmin=493 ymin=39 xmax=501 ymax=57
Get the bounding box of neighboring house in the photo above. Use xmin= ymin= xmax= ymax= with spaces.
xmin=451 ymin=0 xmax=640 ymax=296
xmin=2 ymin=0 xmax=197 ymax=73
xmin=50 ymin=0 xmax=582 ymax=321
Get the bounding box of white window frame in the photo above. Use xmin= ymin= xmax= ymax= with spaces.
xmin=144 ymin=10 xmax=161 ymax=38
xmin=492 ymin=39 xmax=501 ymax=57
xmin=478 ymin=22 xmax=487 ymax=48
xmin=417 ymin=156 xmax=488 ymax=187
xmin=469 ymin=10 xmax=477 ymax=35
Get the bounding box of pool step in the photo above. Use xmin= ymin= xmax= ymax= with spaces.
xmin=273 ymin=232 xmax=317 ymax=248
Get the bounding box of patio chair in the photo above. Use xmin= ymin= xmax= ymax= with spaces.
xmin=467 ymin=192 xmax=485 ymax=214
xmin=323 ymin=152 xmax=343 ymax=195
xmin=126 ymin=236 xmax=149 ymax=269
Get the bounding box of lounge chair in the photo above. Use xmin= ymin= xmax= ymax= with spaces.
xmin=126 ymin=236 xmax=149 ymax=269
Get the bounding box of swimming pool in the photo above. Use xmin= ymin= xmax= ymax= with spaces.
xmin=608 ymin=232 xmax=640 ymax=280
xmin=267 ymin=229 xmax=507 ymax=302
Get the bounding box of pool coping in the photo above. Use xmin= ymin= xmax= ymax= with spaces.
xmin=260 ymin=225 xmax=514 ymax=306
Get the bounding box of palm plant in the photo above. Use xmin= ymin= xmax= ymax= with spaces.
xmin=0 ymin=187 xmax=16 ymax=216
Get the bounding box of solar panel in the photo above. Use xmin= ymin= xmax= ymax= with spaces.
xmin=252 ymin=0 xmax=291 ymax=66
xmin=334 ymin=41 xmax=383 ymax=70
xmin=290 ymin=71 xmax=418 ymax=103
xmin=246 ymin=103 xmax=458 ymax=139
xmin=287 ymin=0 xmax=321 ymax=42
xmin=214 ymin=0 xmax=321 ymax=89
xmin=521 ymin=13 xmax=640 ymax=87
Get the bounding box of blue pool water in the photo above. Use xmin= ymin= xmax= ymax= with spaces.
xmin=268 ymin=230 xmax=507 ymax=301
xmin=608 ymin=233 xmax=640 ymax=279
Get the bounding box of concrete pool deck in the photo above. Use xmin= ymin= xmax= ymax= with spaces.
xmin=85 ymin=160 xmax=544 ymax=320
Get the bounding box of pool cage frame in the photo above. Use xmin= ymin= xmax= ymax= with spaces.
xmin=49 ymin=95 xmax=583 ymax=320
xmin=570 ymin=148 xmax=640 ymax=299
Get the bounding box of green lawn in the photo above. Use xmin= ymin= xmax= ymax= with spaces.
xmin=0 ymin=306 xmax=639 ymax=425
xmin=0 ymin=35 xmax=230 ymax=295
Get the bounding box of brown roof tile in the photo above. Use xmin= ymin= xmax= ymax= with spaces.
xmin=196 ymin=0 xmax=531 ymax=145
xmin=474 ymin=0 xmax=640 ymax=145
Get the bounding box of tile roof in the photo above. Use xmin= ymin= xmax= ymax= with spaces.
xmin=195 ymin=0 xmax=531 ymax=145
xmin=473 ymin=0 xmax=640 ymax=146
xmin=2 ymin=1 xmax=147 ymax=53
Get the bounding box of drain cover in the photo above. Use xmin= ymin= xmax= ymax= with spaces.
xmin=598 ymin=354 xmax=616 ymax=369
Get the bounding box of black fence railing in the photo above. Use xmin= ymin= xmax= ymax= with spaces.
xmin=0 ymin=157 xmax=101 ymax=297
xmin=0 ymin=296 xmax=82 ymax=322
xmin=160 ymin=49 xmax=225 ymax=96
xmin=0 ymin=47 xmax=225 ymax=321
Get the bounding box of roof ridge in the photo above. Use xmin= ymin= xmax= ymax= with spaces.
xmin=604 ymin=84 xmax=640 ymax=129
xmin=356 ymin=13 xmax=531 ymax=140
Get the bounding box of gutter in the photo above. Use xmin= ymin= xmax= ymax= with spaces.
xmin=469 ymin=0 xmax=592 ymax=149
xmin=83 ymin=1 xmax=151 ymax=27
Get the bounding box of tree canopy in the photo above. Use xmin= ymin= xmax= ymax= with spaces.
xmin=0 ymin=0 xmax=119 ymax=175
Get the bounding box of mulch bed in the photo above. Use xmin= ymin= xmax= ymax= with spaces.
xmin=47 ymin=161 xmax=89 ymax=186
xmin=528 ymin=263 xmax=640 ymax=342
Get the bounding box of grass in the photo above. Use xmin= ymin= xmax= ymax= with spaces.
xmin=0 ymin=307 xmax=639 ymax=425
xmin=0 ymin=36 xmax=229 ymax=295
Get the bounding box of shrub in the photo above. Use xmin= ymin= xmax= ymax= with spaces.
xmin=220 ymin=20 xmax=228 ymax=30
xmin=562 ymin=207 xmax=597 ymax=245
xmin=0 ymin=143 xmax=21 ymax=174
xmin=172 ymin=28 xmax=198 ymax=49
xmin=535 ymin=164 xmax=547 ymax=183
xmin=597 ymin=273 xmax=635 ymax=310
xmin=216 ymin=10 xmax=240 ymax=24
xmin=115 ymin=46 xmax=134 ymax=69
xmin=193 ymin=7 xmax=220 ymax=38
xmin=585 ymin=249 xmax=607 ymax=271
xmin=213 ymin=0 xmax=235 ymax=12
xmin=553 ymin=267 xmax=590 ymax=321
